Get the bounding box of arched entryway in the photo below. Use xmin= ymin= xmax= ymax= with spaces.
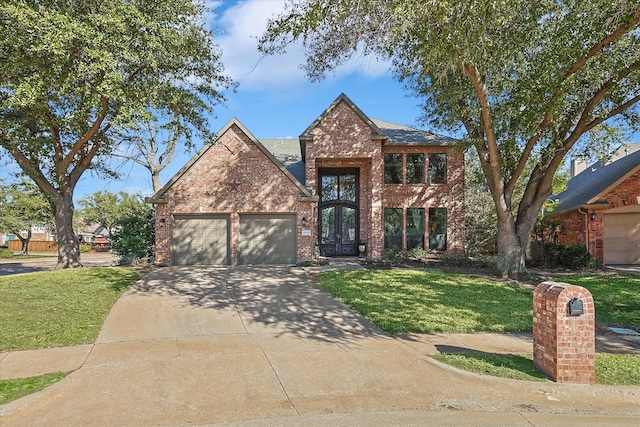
xmin=318 ymin=168 xmax=359 ymax=257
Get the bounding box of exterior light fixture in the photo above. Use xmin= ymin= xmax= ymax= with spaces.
xmin=590 ymin=211 xmax=596 ymax=221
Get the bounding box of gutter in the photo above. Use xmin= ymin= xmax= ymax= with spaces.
xmin=577 ymin=208 xmax=589 ymax=253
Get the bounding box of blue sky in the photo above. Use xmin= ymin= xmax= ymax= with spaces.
xmin=78 ymin=0 xmax=426 ymax=200
xmin=2 ymin=0 xmax=638 ymax=202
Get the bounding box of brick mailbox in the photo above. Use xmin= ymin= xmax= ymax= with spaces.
xmin=533 ymin=281 xmax=595 ymax=384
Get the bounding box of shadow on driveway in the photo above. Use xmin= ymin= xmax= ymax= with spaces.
xmin=127 ymin=266 xmax=381 ymax=344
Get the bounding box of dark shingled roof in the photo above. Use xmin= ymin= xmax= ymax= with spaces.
xmin=553 ymin=143 xmax=640 ymax=213
xmin=260 ymin=139 xmax=305 ymax=185
xmin=371 ymin=119 xmax=457 ymax=145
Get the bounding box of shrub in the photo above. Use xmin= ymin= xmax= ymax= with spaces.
xmin=532 ymin=243 xmax=591 ymax=270
xmin=0 ymin=247 xmax=14 ymax=258
xmin=110 ymin=208 xmax=155 ymax=265
xmin=79 ymin=244 xmax=92 ymax=253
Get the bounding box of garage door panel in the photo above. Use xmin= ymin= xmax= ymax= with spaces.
xmin=172 ymin=216 xmax=229 ymax=265
xmin=239 ymin=214 xmax=296 ymax=265
xmin=604 ymin=213 xmax=640 ymax=264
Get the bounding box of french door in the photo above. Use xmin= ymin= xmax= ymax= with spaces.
xmin=318 ymin=168 xmax=359 ymax=257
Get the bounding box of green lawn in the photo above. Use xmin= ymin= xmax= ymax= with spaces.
xmin=559 ymin=274 xmax=640 ymax=328
xmin=317 ymin=268 xmax=640 ymax=385
xmin=0 ymin=373 xmax=67 ymax=405
xmin=317 ymin=269 xmax=534 ymax=333
xmin=433 ymin=353 xmax=640 ymax=385
xmin=0 ymin=267 xmax=139 ymax=351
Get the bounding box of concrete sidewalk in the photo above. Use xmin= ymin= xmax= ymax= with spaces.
xmin=2 ymin=266 xmax=640 ymax=426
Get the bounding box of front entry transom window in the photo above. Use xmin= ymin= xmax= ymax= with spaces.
xmin=319 ymin=168 xmax=359 ymax=257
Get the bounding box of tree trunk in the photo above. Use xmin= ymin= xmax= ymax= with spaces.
xmin=495 ymin=216 xmax=526 ymax=279
xmin=18 ymin=230 xmax=31 ymax=255
xmin=54 ymin=190 xmax=82 ymax=269
xmin=151 ymin=170 xmax=162 ymax=194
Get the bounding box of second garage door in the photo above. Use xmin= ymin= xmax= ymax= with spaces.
xmin=239 ymin=214 xmax=297 ymax=265
xmin=172 ymin=215 xmax=230 ymax=265
xmin=603 ymin=206 xmax=640 ymax=264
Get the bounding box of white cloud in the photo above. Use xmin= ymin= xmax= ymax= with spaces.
xmin=213 ymin=0 xmax=391 ymax=91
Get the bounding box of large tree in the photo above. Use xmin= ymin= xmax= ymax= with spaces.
xmin=0 ymin=0 xmax=233 ymax=268
xmin=259 ymin=0 xmax=640 ymax=278
xmin=112 ymin=112 xmax=188 ymax=193
xmin=0 ymin=178 xmax=54 ymax=254
xmin=79 ymin=190 xmax=145 ymax=236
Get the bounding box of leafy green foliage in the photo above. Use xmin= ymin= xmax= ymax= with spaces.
xmin=0 ymin=0 xmax=234 ymax=267
xmin=538 ymin=243 xmax=592 ymax=269
xmin=0 ymin=247 xmax=14 ymax=258
xmin=317 ymin=269 xmax=533 ymax=333
xmin=79 ymin=191 xmax=146 ymax=236
xmin=0 ymin=267 xmax=138 ymax=351
xmin=260 ymin=0 xmax=640 ymax=277
xmin=0 ymin=178 xmax=54 ymax=253
xmin=0 ymin=372 xmax=66 ymax=405
xmin=109 ymin=204 xmax=155 ymax=265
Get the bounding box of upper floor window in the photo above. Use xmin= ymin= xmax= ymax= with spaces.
xmin=406 ymin=154 xmax=425 ymax=184
xmin=321 ymin=173 xmax=357 ymax=202
xmin=428 ymin=153 xmax=447 ymax=184
xmin=384 ymin=153 xmax=403 ymax=184
xmin=385 ymin=153 xmax=426 ymax=184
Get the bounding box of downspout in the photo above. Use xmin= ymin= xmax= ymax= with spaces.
xmin=578 ymin=208 xmax=589 ymax=255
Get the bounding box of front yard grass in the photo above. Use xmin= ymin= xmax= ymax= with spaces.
xmin=317 ymin=268 xmax=640 ymax=385
xmin=0 ymin=267 xmax=139 ymax=351
xmin=317 ymin=269 xmax=534 ymax=333
xmin=559 ymin=274 xmax=640 ymax=327
xmin=0 ymin=373 xmax=67 ymax=405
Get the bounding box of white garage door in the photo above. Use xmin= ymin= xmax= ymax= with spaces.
xmin=603 ymin=206 xmax=640 ymax=265
xmin=238 ymin=214 xmax=297 ymax=265
xmin=172 ymin=215 xmax=230 ymax=265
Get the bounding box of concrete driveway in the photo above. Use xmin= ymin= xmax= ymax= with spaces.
xmin=1 ymin=266 xmax=639 ymax=426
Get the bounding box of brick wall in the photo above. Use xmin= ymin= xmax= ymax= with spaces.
xmin=382 ymin=146 xmax=465 ymax=253
xmin=303 ymin=98 xmax=464 ymax=257
xmin=555 ymin=169 xmax=640 ymax=262
xmin=304 ymin=99 xmax=386 ymax=257
xmin=533 ymin=281 xmax=595 ymax=384
xmin=154 ymin=123 xmax=313 ymax=265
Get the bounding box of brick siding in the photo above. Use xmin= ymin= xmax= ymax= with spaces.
xmin=555 ymin=169 xmax=640 ymax=262
xmin=153 ymin=97 xmax=465 ymax=264
xmin=154 ymin=123 xmax=313 ymax=265
xmin=533 ymin=281 xmax=595 ymax=384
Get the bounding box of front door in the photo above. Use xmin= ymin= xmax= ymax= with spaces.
xmin=319 ymin=168 xmax=359 ymax=257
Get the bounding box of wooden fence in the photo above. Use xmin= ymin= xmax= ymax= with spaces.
xmin=7 ymin=240 xmax=59 ymax=252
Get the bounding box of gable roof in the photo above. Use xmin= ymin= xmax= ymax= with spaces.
xmin=148 ymin=118 xmax=311 ymax=202
xmin=371 ymin=118 xmax=457 ymax=145
xmin=552 ymin=143 xmax=640 ymax=214
xmin=299 ymin=93 xmax=387 ymax=141
xmin=259 ymin=138 xmax=305 ymax=184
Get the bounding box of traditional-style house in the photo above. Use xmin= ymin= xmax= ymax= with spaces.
xmin=148 ymin=94 xmax=464 ymax=265
xmin=548 ymin=143 xmax=640 ymax=264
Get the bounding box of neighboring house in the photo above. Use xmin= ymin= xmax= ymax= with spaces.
xmin=548 ymin=143 xmax=640 ymax=264
xmin=148 ymin=94 xmax=464 ymax=266
xmin=2 ymin=226 xmax=55 ymax=244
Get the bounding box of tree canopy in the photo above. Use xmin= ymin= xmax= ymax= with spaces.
xmin=0 ymin=0 xmax=233 ymax=267
xmin=78 ymin=190 xmax=146 ymax=236
xmin=0 ymin=178 xmax=54 ymax=253
xmin=260 ymin=0 xmax=640 ymax=277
